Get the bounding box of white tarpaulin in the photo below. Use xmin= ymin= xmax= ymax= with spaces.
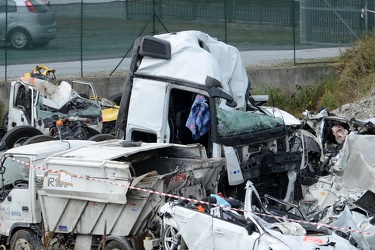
xmin=137 ymin=30 xmax=249 ymax=109
xmin=333 ymin=134 xmax=375 ymax=193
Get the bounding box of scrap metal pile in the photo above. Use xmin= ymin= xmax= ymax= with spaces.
xmin=0 ymin=30 xmax=374 ymax=249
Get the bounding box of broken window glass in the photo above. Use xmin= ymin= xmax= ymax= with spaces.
xmin=216 ymin=104 xmax=285 ymax=137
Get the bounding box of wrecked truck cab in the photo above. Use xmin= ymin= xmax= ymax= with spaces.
xmin=1 ymin=78 xmax=104 ymax=149
xmin=115 ymin=31 xmax=318 ymax=204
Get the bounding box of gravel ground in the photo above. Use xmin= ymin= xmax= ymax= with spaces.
xmin=331 ymin=89 xmax=375 ymax=120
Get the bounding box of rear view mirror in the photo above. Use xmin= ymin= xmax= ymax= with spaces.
xmin=206 ymin=76 xmax=237 ymax=108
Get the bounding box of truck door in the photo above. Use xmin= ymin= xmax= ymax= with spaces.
xmin=0 ymin=156 xmax=33 ymax=235
xmin=125 ymin=78 xmax=170 ymax=143
xmin=8 ymin=82 xmax=34 ymax=129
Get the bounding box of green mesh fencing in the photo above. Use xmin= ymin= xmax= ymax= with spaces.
xmin=0 ymin=0 xmax=373 ymax=81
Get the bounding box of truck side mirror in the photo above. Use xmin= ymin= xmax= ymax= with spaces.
xmin=0 ymin=155 xmax=9 ymax=174
xmin=206 ymin=76 xmax=237 ymax=108
xmin=210 ymin=88 xmax=237 ymax=108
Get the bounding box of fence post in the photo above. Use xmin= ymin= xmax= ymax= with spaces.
xmin=5 ymin=0 xmax=8 ymax=83
xmin=80 ymin=0 xmax=83 ymax=77
xmin=224 ymin=0 xmax=227 ymax=43
xmin=292 ymin=0 xmax=296 ymax=66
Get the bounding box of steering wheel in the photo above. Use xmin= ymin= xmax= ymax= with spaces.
xmin=13 ymin=180 xmax=28 ymax=188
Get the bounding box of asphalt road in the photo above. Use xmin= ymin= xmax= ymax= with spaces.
xmin=0 ymin=47 xmax=343 ymax=81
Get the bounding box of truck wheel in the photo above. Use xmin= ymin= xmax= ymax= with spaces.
xmin=104 ymin=237 xmax=133 ymax=250
xmin=107 ymin=93 xmax=122 ymax=106
xmin=88 ymin=134 xmax=116 ymax=142
xmin=23 ymin=135 xmax=56 ymax=145
xmin=1 ymin=125 xmax=43 ymax=149
xmin=10 ymin=229 xmax=42 ymax=250
xmin=2 ymin=111 xmax=8 ymax=133
xmin=162 ymin=225 xmax=188 ymax=250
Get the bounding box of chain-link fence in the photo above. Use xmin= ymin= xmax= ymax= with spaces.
xmin=1 ymin=0 xmax=373 ymax=81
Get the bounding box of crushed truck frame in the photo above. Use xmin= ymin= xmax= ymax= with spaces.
xmin=0 ymin=139 xmax=225 ymax=249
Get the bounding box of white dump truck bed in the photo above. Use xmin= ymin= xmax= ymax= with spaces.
xmin=38 ymin=140 xmax=225 ymax=236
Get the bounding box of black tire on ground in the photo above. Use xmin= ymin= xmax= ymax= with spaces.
xmin=88 ymin=134 xmax=116 ymax=142
xmin=104 ymin=237 xmax=133 ymax=250
xmin=2 ymin=111 xmax=8 ymax=133
xmin=10 ymin=229 xmax=42 ymax=250
xmin=9 ymin=29 xmax=31 ymax=50
xmin=23 ymin=135 xmax=56 ymax=145
xmin=1 ymin=125 xmax=43 ymax=149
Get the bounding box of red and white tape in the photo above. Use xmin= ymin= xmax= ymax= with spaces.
xmin=7 ymin=156 xmax=375 ymax=237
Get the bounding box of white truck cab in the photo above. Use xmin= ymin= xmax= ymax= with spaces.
xmin=115 ymin=31 xmax=321 ymax=203
xmin=0 ymin=140 xmax=96 ymax=248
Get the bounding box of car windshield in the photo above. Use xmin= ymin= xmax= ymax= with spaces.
xmin=1 ymin=157 xmax=30 ymax=186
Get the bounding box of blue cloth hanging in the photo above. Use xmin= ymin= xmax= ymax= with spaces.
xmin=185 ymin=94 xmax=211 ymax=140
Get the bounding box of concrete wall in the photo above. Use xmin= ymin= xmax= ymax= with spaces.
xmin=0 ymin=64 xmax=335 ymax=114
xmin=248 ymin=64 xmax=335 ymax=92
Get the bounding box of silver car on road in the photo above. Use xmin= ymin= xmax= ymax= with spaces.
xmin=0 ymin=0 xmax=56 ymax=49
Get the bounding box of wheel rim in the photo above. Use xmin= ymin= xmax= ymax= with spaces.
xmin=13 ymin=136 xmax=31 ymax=147
xmin=12 ymin=31 xmax=28 ymax=49
xmin=163 ymin=226 xmax=182 ymax=250
xmin=13 ymin=237 xmax=33 ymax=250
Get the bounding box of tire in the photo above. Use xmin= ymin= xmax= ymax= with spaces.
xmin=10 ymin=229 xmax=42 ymax=250
xmin=32 ymin=42 xmax=49 ymax=48
xmin=88 ymin=134 xmax=116 ymax=142
xmin=9 ymin=29 xmax=31 ymax=50
xmin=23 ymin=135 xmax=56 ymax=145
xmin=1 ymin=125 xmax=43 ymax=149
xmin=108 ymin=93 xmax=122 ymax=106
xmin=104 ymin=237 xmax=133 ymax=250
xmin=86 ymin=127 xmax=100 ymax=138
xmin=162 ymin=225 xmax=188 ymax=250
xmin=2 ymin=111 xmax=8 ymax=133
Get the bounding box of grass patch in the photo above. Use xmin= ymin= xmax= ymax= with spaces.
xmin=252 ymin=34 xmax=375 ymax=117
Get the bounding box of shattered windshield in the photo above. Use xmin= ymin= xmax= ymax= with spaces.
xmin=36 ymin=95 xmax=102 ymax=128
xmin=216 ymin=103 xmax=285 ymax=137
